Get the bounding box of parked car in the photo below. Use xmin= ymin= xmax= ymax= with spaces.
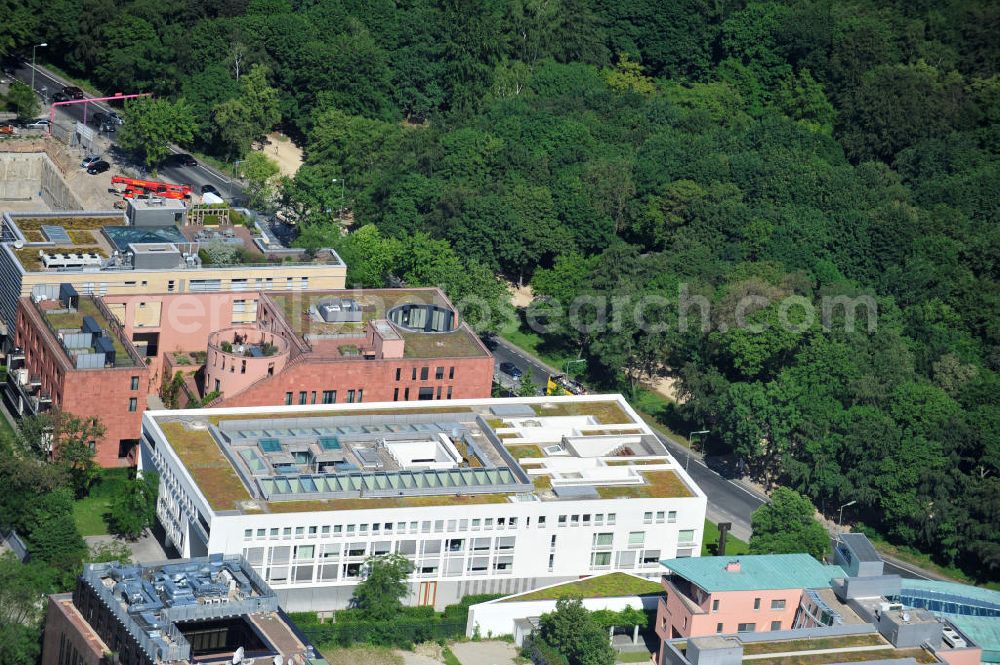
xmin=99 ymin=121 xmax=116 ymax=134
xmin=23 ymin=118 xmax=49 ymax=129
xmin=81 ymin=155 xmax=102 ymax=168
xmin=499 ymin=361 xmax=524 ymax=380
xmin=107 ymin=111 xmax=124 ymax=125
xmin=61 ymin=85 xmax=85 ymax=100
xmin=50 ymin=91 xmax=70 ymax=103
xmin=176 ymin=153 xmax=197 ymax=166
xmin=86 ymin=160 xmax=110 ymax=175
xmin=200 ymin=184 xmax=221 ymax=196
xmin=0 ymin=124 xmax=15 ymax=135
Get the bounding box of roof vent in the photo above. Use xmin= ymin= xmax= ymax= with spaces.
xmin=724 ymin=560 xmax=742 ymax=573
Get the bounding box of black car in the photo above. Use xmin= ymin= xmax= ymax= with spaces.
xmin=201 ymin=184 xmax=221 ymax=196
xmin=61 ymin=85 xmax=85 ymax=100
xmin=499 ymin=361 xmax=524 ymax=380
xmin=175 ymin=153 xmax=198 ymax=167
xmin=86 ymin=160 xmax=111 ymax=175
xmin=50 ymin=91 xmax=70 ymax=103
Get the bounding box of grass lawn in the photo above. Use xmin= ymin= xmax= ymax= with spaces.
xmin=73 ymin=496 xmax=111 ymax=536
xmin=320 ymin=647 xmax=401 ymax=665
xmin=441 ymin=646 xmax=462 ymax=665
xmin=505 ymin=572 xmax=663 ymax=602
xmin=701 ymin=520 xmax=750 ymax=557
xmin=73 ymin=468 xmax=132 ymax=536
xmin=617 ymin=651 xmax=654 ymax=663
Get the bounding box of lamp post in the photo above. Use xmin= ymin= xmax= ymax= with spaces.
xmin=838 ymin=500 xmax=857 ymax=532
xmin=686 ymin=430 xmax=710 ymax=471
xmin=332 ymin=177 xmax=346 ymax=220
xmin=228 ymin=159 xmax=241 ymax=201
xmin=31 ymin=43 xmax=47 ymax=94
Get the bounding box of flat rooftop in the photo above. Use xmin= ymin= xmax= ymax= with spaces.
xmin=1 ymin=211 xmax=343 ymax=272
xmin=267 ymin=289 xmax=453 ymax=335
xmin=661 ymin=554 xmax=846 ymax=592
xmin=262 ymin=289 xmax=489 ymax=359
xmin=145 ymin=396 xmax=703 ymax=514
xmin=668 ymin=634 xmax=940 ymax=665
xmin=33 ymin=295 xmax=140 ymax=368
xmin=76 ymin=556 xmax=319 ymax=665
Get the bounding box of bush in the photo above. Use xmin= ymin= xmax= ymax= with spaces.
xmin=294 ymin=597 xmax=497 ymax=650
xmin=522 ymin=635 xmax=569 ymax=665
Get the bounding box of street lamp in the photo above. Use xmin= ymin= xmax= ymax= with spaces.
xmin=838 ymin=500 xmax=857 ymax=532
xmin=332 ymin=177 xmax=346 ymax=220
xmin=228 ymin=159 xmax=242 ymax=201
xmin=31 ymin=43 xmax=47 ymax=95
xmin=686 ymin=430 xmax=710 ymax=471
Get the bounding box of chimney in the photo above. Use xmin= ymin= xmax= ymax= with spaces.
xmin=724 ymin=560 xmax=742 ymax=573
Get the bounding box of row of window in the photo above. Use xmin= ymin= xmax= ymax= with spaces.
xmin=592 ymin=529 xmax=695 ymax=549
xmin=242 ymin=515 xmax=529 ymax=541
xmin=710 ymin=598 xmax=787 ymax=612
xmin=185 ymin=277 xmax=309 ymax=293
xmin=396 ymin=366 xmax=456 ymax=382
xmin=284 ymin=389 xmax=362 ymax=405
xmin=394 ymin=385 xmax=454 ymax=401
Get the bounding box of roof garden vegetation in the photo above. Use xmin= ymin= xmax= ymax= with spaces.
xmin=14 ymin=216 xmax=121 ymax=232
xmin=506 ymin=444 xmax=545 ymax=460
xmin=741 ymin=635 xmax=885 ymax=655
xmin=596 ymin=470 xmax=693 ymax=499
xmin=159 ymin=421 xmax=252 ymax=509
xmin=15 ymin=245 xmax=109 ymax=271
xmin=400 ymin=329 xmax=486 ymax=358
xmin=504 ymin=572 xmax=663 ymax=602
xmin=531 ymin=400 xmax=632 ymax=424
xmin=43 ymin=297 xmax=132 ymax=361
xmin=744 ymin=647 xmax=937 ymax=665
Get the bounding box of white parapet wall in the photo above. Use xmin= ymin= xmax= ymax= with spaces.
xmin=466 ymin=572 xmax=663 ymax=640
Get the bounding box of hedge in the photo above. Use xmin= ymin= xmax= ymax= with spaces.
xmin=522 ymin=635 xmax=569 ymax=665
xmin=288 ymin=593 xmax=504 ymax=649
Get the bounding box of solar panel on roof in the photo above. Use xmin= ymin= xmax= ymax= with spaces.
xmin=41 ymin=225 xmax=72 ymax=243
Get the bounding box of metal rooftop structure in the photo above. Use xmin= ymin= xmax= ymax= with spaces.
xmin=77 ymin=555 xmax=278 ymax=664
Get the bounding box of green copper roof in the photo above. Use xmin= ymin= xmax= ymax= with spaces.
xmin=661 ymin=554 xmax=845 ymax=592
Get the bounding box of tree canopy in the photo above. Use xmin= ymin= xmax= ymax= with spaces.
xmin=5 ymin=0 xmax=998 ymax=583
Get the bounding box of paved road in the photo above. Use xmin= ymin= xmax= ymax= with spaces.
xmin=5 ymin=60 xmax=245 ymax=202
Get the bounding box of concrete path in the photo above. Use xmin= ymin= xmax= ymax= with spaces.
xmin=450 ymin=641 xmax=520 ymax=665
xmin=85 ymin=529 xmax=167 ymax=563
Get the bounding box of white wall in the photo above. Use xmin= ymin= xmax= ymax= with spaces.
xmin=467 ymin=591 xmax=662 ymax=639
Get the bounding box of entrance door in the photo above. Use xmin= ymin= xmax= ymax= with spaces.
xmin=418 ymin=581 xmax=437 ymax=607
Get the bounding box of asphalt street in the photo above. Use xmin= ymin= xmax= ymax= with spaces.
xmin=6 ymin=60 xmax=246 ymax=203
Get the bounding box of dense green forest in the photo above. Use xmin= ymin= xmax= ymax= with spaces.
xmin=3 ymin=0 xmax=998 ymax=581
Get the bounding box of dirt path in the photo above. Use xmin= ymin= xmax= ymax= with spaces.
xmin=254 ymin=131 xmax=302 ymax=177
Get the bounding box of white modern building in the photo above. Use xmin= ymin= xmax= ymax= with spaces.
xmin=138 ymin=395 xmax=707 ymax=611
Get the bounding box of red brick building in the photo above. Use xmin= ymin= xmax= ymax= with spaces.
xmin=7 ymin=289 xmax=150 ymax=467
xmin=8 ymin=287 xmax=493 ymax=466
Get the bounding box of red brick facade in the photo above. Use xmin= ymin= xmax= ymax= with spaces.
xmin=40 ymin=595 xmax=108 ymax=665
xmin=15 ymin=299 xmax=149 ymax=467
xmin=13 ymin=289 xmax=493 ymax=466
xmin=218 ymin=355 xmax=492 ymax=408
